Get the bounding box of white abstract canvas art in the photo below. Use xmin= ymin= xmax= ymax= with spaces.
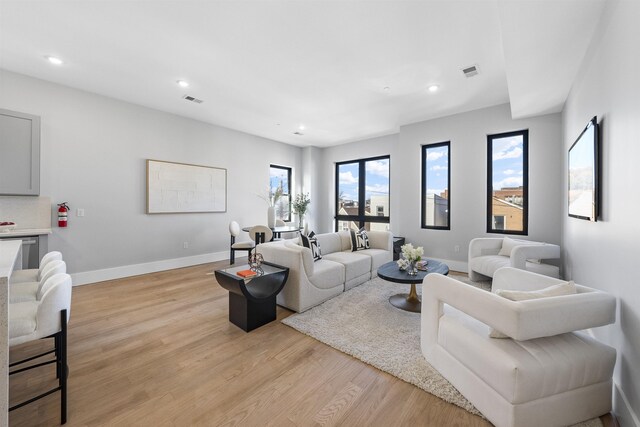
xmin=147 ymin=159 xmax=227 ymax=213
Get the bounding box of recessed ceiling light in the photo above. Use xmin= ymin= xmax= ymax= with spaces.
xmin=428 ymin=85 xmax=439 ymax=93
xmin=46 ymin=56 xmax=63 ymax=65
xmin=299 ymin=124 xmax=305 ymax=131
xmin=177 ymin=80 xmax=190 ymax=88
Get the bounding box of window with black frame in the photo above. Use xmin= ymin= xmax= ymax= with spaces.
xmin=269 ymin=165 xmax=291 ymax=222
xmin=486 ymin=130 xmax=528 ymax=234
xmin=421 ymin=141 xmax=450 ymax=229
xmin=335 ymin=156 xmax=390 ymax=232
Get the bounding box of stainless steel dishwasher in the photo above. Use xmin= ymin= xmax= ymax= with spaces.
xmin=0 ymin=236 xmax=39 ymax=269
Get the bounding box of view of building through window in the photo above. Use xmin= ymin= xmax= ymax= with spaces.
xmin=422 ymin=142 xmax=450 ymax=229
xmin=269 ymin=165 xmax=291 ymax=222
xmin=487 ymin=130 xmax=528 ymax=234
xmin=336 ymin=156 xmax=390 ymax=232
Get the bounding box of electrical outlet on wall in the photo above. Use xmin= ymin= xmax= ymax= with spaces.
xmin=454 ymin=245 xmax=460 ymax=253
xmin=183 ymin=242 xmax=189 ymax=249
xmin=76 ymin=208 xmax=85 ymax=217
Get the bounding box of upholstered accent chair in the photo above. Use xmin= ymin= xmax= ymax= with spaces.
xmin=229 ymin=221 xmax=255 ymax=265
xmin=421 ymin=268 xmax=616 ymax=427
xmin=468 ymin=237 xmax=560 ymax=281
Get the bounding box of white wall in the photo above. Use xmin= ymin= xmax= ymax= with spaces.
xmin=320 ymin=104 xmax=562 ymax=271
xmin=0 ymin=70 xmax=302 ymax=283
xmin=562 ymin=1 xmax=640 ymax=424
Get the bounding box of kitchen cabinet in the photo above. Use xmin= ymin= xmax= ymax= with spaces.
xmin=0 ymin=108 xmax=41 ymax=195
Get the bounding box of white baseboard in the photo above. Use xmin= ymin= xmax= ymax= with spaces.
xmin=426 ymin=257 xmax=468 ymax=274
xmin=614 ymin=381 xmax=640 ymax=427
xmin=70 ymin=251 xmax=229 ymax=286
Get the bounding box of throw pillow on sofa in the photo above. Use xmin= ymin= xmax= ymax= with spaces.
xmin=489 ymin=280 xmax=577 ymax=338
xmin=350 ymin=227 xmax=370 ymax=251
xmin=301 ymin=231 xmax=322 ymax=261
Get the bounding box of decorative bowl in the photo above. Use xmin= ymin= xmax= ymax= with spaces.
xmin=0 ymin=221 xmax=17 ymax=233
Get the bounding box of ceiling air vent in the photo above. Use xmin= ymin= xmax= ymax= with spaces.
xmin=182 ymin=95 xmax=204 ymax=104
xmin=293 ymin=131 xmax=304 ymax=136
xmin=462 ymin=64 xmax=479 ymax=78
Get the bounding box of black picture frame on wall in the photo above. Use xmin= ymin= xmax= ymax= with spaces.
xmin=568 ymin=116 xmax=599 ymax=222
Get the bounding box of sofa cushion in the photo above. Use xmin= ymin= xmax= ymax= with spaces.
xmin=350 ymin=228 xmax=370 ymax=251
xmin=315 ymin=233 xmax=342 ymax=255
xmin=490 ymin=280 xmax=577 ymax=338
xmin=301 ymin=231 xmax=322 ymax=261
xmin=498 ymin=236 xmax=543 ymax=257
xmin=468 ymin=255 xmax=510 ymax=278
xmin=497 ymin=280 xmax=576 ymax=301
xmin=438 ymin=306 xmax=616 ymax=404
xmin=356 ymin=248 xmax=391 ymax=277
xmin=308 ymin=259 xmax=345 ymax=290
xmin=323 ymin=251 xmax=371 ymax=282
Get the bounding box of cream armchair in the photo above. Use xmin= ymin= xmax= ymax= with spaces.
xmin=421 ymin=268 xmax=616 ymax=427
xmin=468 ymin=237 xmax=560 ymax=281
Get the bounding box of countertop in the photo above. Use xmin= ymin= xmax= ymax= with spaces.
xmin=1 ymin=240 xmax=22 ymax=427
xmin=0 ymin=228 xmax=52 ymax=238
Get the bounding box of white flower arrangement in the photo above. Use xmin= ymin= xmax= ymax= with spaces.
xmin=401 ymin=243 xmax=423 ymax=262
xmin=396 ymin=243 xmax=424 ymax=270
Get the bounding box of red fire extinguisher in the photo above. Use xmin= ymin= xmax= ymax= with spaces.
xmin=58 ymin=202 xmax=70 ymax=228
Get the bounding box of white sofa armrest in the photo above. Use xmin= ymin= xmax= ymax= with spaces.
xmin=422 ymin=271 xmax=616 ymax=343
xmin=468 ymin=238 xmax=503 ymax=259
xmin=510 ymin=243 xmax=560 ymax=269
xmin=493 ymin=267 xmax=564 ymax=291
xmin=367 ymin=231 xmax=393 ymax=251
xmin=258 ymin=241 xmax=313 ymax=278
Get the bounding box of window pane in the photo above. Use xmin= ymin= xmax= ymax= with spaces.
xmin=422 ymin=143 xmax=449 ymax=229
xmin=364 ymin=222 xmax=391 ymax=232
xmin=337 ymin=162 xmax=359 ymax=217
xmin=365 ymin=158 xmax=389 ymax=219
xmin=488 ymin=131 xmax=527 ymax=233
xmin=335 ymin=156 xmax=390 ymax=232
xmin=269 ymin=165 xmax=291 ymax=221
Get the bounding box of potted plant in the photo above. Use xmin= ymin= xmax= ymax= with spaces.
xmin=292 ymin=193 xmax=311 ymax=229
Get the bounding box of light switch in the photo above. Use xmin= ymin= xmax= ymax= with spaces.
xmin=77 ymin=208 xmax=85 ymax=217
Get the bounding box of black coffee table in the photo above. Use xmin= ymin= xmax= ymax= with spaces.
xmin=214 ymin=262 xmax=289 ymax=332
xmin=377 ymin=259 xmax=449 ymax=313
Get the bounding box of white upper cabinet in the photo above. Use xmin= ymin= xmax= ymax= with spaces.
xmin=0 ymin=109 xmax=40 ymax=195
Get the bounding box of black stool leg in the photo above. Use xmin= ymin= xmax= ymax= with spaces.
xmin=230 ymin=236 xmax=236 ymax=265
xmin=60 ymin=309 xmax=68 ymax=425
xmin=55 ymin=334 xmax=60 ymax=379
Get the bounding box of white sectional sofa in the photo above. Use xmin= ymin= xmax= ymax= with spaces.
xmin=258 ymin=230 xmax=393 ymax=312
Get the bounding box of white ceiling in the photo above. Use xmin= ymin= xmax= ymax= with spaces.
xmin=0 ymin=0 xmax=606 ymax=147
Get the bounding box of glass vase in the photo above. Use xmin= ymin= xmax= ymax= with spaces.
xmin=407 ymin=260 xmax=418 ymax=276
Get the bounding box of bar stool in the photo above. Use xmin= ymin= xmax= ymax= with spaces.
xmin=9 ymin=273 xmax=72 ymax=424
xmin=11 ymin=251 xmax=63 ymax=284
xmin=10 ymin=260 xmax=67 ymax=303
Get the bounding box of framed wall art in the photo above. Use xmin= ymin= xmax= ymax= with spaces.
xmin=146 ymin=159 xmax=227 ymax=214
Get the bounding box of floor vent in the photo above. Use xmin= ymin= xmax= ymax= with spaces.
xmin=183 ymin=95 xmax=204 ymax=104
xmin=462 ymin=65 xmax=479 ymax=78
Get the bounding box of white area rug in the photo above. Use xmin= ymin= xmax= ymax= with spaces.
xmin=282 ymin=276 xmax=602 ymax=426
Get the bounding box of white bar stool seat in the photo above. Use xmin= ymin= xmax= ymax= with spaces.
xmin=11 ymin=251 xmax=63 ymax=284
xmin=10 ymin=260 xmax=67 ymax=304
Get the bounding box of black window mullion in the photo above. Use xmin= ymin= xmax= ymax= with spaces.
xmin=335 ymin=155 xmax=390 ymax=231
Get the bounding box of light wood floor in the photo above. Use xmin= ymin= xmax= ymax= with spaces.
xmin=8 ymin=261 xmax=615 ymax=426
